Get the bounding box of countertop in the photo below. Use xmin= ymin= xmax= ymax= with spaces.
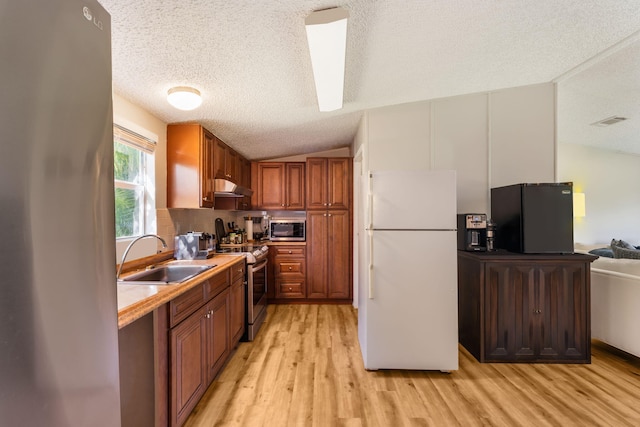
xmin=117 ymin=255 xmax=244 ymax=329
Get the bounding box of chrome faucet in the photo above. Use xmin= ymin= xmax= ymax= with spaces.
xmin=116 ymin=234 xmax=168 ymax=281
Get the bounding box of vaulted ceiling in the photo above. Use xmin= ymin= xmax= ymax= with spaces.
xmin=98 ymin=0 xmax=640 ymax=159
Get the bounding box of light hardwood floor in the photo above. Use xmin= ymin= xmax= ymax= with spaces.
xmin=184 ymin=304 xmax=640 ymax=427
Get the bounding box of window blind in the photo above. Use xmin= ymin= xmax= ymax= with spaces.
xmin=114 ymin=124 xmax=156 ymax=154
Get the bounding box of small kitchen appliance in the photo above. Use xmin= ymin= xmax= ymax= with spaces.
xmin=491 ymin=182 xmax=574 ymax=253
xmin=268 ymin=218 xmax=306 ymax=241
xmin=457 ymin=214 xmax=488 ymax=251
xmin=174 ymin=231 xmax=215 ymax=259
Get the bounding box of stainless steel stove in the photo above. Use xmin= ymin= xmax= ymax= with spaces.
xmin=218 ymin=243 xmax=269 ymax=341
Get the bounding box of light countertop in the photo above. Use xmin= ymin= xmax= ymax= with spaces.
xmin=117 ymin=255 xmax=244 ymax=329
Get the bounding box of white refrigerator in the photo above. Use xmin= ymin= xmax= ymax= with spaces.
xmin=358 ymin=170 xmax=459 ymax=371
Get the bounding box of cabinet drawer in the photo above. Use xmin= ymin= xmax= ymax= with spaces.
xmin=276 ymin=280 xmax=305 ymax=298
xmin=170 ymin=284 xmax=206 ymax=327
xmin=204 ymin=269 xmax=229 ymax=301
xmin=274 ymin=247 xmax=306 ymax=257
xmin=277 ymin=261 xmax=303 ymax=274
xmin=230 ymin=260 xmax=245 ymax=283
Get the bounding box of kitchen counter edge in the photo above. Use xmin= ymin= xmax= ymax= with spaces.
xmin=117 ymin=255 xmax=244 ymax=329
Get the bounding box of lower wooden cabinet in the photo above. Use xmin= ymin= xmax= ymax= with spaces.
xmin=170 ymin=305 xmax=207 ymax=427
xmin=273 ymin=246 xmax=306 ymax=299
xmin=229 ymin=272 xmax=246 ymax=346
xmin=458 ymin=251 xmax=596 ymax=363
xmin=168 ymin=259 xmax=244 ymax=427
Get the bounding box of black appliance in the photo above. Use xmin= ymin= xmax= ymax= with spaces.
xmin=491 ymin=182 xmax=574 ymax=253
xmin=457 ymin=214 xmax=487 ymax=251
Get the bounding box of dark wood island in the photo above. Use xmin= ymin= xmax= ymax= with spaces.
xmin=457 ymin=250 xmax=597 ymax=363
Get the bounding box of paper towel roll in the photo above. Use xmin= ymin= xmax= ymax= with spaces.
xmin=245 ymin=219 xmax=253 ymax=241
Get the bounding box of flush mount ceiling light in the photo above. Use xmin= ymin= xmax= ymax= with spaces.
xmin=167 ymin=86 xmax=202 ymax=111
xmin=305 ymin=7 xmax=349 ymax=112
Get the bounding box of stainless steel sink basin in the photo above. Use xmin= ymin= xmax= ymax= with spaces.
xmin=118 ymin=264 xmax=215 ymax=285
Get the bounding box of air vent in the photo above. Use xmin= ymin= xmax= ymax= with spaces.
xmin=591 ymin=116 xmax=628 ymax=127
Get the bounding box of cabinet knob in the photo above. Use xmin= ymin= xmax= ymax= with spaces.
xmin=288 ymin=287 xmax=292 ymax=291
xmin=328 ymin=203 xmax=332 ymax=206
xmin=328 ymin=214 xmax=332 ymax=217
xmin=323 ymin=213 xmax=327 ymax=217
xmin=323 ymin=203 xmax=327 ymax=206
xmin=288 ymin=250 xmax=292 ymax=254
xmin=203 ymin=197 xmax=209 ymax=201
xmin=281 ymin=204 xmax=285 ymax=207
xmin=288 ymin=266 xmax=292 ymax=270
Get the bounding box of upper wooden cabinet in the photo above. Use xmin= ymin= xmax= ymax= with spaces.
xmin=306 ymin=157 xmax=351 ymax=210
xmin=167 ymin=124 xmax=215 ymax=208
xmin=253 ymin=162 xmax=305 ymax=210
xmin=213 ymin=138 xmax=239 ymax=183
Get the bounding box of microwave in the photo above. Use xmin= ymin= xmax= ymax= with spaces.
xmin=269 ymin=219 xmax=306 ymax=241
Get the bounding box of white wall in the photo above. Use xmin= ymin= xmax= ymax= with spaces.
xmin=558 ymin=143 xmax=640 ymax=245
xmin=354 ymin=83 xmax=556 ymax=215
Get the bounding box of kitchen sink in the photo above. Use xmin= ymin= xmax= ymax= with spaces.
xmin=118 ymin=264 xmax=215 ymax=285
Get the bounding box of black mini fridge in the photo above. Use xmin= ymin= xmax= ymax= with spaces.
xmin=491 ymin=183 xmax=574 ymax=253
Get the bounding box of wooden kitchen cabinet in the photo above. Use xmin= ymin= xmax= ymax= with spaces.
xmin=458 ymin=251 xmax=596 ymax=363
xmin=306 ymin=210 xmax=351 ymax=300
xmin=168 ymin=261 xmax=244 ymax=427
xmin=213 ymin=137 xmax=239 ymax=182
xmin=170 ymin=305 xmax=207 ymax=427
xmin=167 ymin=124 xmax=215 ymax=208
xmin=229 ymin=262 xmax=246 ymax=347
xmin=306 ymin=157 xmax=351 ymax=210
xmin=273 ymin=246 xmax=306 ymax=299
xmin=253 ymin=162 xmax=305 ymax=210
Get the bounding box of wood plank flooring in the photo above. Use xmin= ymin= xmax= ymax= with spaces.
xmin=184 ymin=304 xmax=640 ymax=427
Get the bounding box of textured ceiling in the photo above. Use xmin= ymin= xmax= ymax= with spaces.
xmin=557 ymin=36 xmax=640 ymax=155
xmin=98 ymin=0 xmax=640 ymax=160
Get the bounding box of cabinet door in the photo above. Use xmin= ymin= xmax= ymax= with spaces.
xmin=537 ymin=263 xmax=589 ymax=360
xmin=205 ymin=288 xmax=230 ymax=383
xmin=229 ymin=277 xmax=245 ymax=347
xmin=170 ymin=307 xmax=207 ymax=427
xmin=327 ymin=210 xmax=351 ymax=298
xmin=256 ymin=163 xmax=285 ymax=209
xmin=306 ymin=211 xmax=328 ymax=298
xmin=306 ymin=158 xmax=327 ymax=210
xmin=213 ymin=137 xmax=227 ymax=180
xmin=227 ymin=148 xmax=239 ymax=182
xmin=484 ymin=263 xmax=537 ymax=361
xmin=327 ymin=158 xmax=350 ymax=210
xmin=285 ymin=162 xmax=305 ymax=209
xmin=201 ymin=130 xmax=215 ymax=208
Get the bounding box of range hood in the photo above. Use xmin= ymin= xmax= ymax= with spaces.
xmin=214 ymin=178 xmax=253 ymax=198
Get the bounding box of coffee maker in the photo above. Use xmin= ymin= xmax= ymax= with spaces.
xmin=457 ymin=214 xmax=488 ymax=251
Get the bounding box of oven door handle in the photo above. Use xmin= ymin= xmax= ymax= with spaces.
xmin=251 ymin=259 xmax=268 ymax=273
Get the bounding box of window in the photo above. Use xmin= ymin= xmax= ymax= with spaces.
xmin=113 ymin=124 xmax=156 ymax=239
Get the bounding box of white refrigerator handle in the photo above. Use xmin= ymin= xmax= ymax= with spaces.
xmin=368 ymin=230 xmax=374 ymax=299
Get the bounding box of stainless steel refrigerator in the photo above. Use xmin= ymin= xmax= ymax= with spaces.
xmin=0 ymin=1 xmax=121 ymax=425
xmin=359 ymin=170 xmax=459 ymax=371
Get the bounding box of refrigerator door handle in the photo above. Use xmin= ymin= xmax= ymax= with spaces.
xmin=368 ymin=230 xmax=374 ymax=299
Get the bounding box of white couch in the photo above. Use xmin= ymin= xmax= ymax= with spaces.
xmin=575 ymin=243 xmax=640 ymax=358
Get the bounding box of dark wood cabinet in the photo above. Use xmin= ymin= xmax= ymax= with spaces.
xmin=458 ymin=251 xmax=596 ymax=363
xmin=306 ymin=210 xmax=351 ymax=300
xmin=167 ymin=124 xmax=215 ymax=208
xmin=253 ymin=162 xmax=305 ymax=210
xmin=273 ymin=246 xmax=306 ymax=299
xmin=306 ymin=157 xmax=350 ymax=210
